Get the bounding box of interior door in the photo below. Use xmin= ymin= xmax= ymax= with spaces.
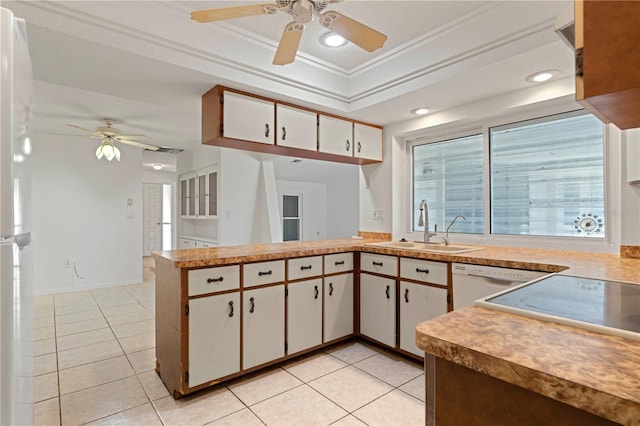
xmin=143 ymin=183 xmax=163 ymax=256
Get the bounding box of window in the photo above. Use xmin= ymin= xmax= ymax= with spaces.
xmin=410 ymin=110 xmax=605 ymax=239
xmin=412 ymin=134 xmax=484 ymax=234
xmin=282 ymin=194 xmax=301 ymax=241
xmin=490 ymin=112 xmax=604 ymax=237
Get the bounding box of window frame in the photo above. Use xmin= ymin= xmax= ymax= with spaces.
xmin=403 ymin=108 xmax=620 ymax=253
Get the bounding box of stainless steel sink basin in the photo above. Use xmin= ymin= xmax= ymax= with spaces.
xmin=365 ymin=241 xmax=483 ymax=254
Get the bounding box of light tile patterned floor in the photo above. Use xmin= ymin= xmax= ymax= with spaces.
xmin=33 ymin=257 xmax=425 ymax=426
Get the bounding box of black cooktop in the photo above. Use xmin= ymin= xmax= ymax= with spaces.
xmin=481 ymin=275 xmax=640 ymax=334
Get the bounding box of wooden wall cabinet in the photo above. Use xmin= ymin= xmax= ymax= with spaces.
xmin=575 ymin=0 xmax=640 ymax=130
xmin=201 ymin=85 xmax=383 ymax=165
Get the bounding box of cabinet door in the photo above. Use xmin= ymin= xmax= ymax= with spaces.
xmin=207 ymin=168 xmax=218 ymax=217
xmin=318 ymin=115 xmax=353 ymax=156
xmin=188 ymin=292 xmax=240 ymax=387
xmin=188 ymin=174 xmax=196 ymax=217
xmin=276 ymin=104 xmax=317 ymax=151
xmin=180 ymin=177 xmax=189 ymax=217
xmin=287 ymin=279 xmax=322 ymax=355
xmin=399 ymin=281 xmax=447 ymax=357
xmin=354 ymin=123 xmax=383 ymax=161
xmin=360 ymin=273 xmax=396 ymax=348
xmin=196 ymin=172 xmax=207 ymax=218
xmin=223 ymin=91 xmax=274 ymax=144
xmin=243 ymin=285 xmax=285 ymax=369
xmin=324 ymin=273 xmax=353 ymax=342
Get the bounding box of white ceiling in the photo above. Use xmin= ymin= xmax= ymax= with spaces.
xmin=4 ymin=0 xmax=574 ymax=172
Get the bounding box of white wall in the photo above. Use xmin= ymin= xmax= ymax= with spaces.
xmin=327 ymin=169 xmax=359 ymax=239
xmin=32 ymin=133 xmax=143 ymax=294
xmin=621 ymin=129 xmax=640 ymax=245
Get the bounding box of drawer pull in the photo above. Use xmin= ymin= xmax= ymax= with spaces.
xmin=258 ymin=270 xmax=272 ymax=277
xmin=314 ymin=285 xmax=319 ymax=299
xmin=416 ymin=268 xmax=430 ymax=274
xmin=385 ymin=285 xmax=390 ymax=299
xmin=282 ymin=126 xmax=286 ymax=140
xmin=207 ymin=276 xmax=224 ymax=283
xmin=265 ymin=123 xmax=270 ymax=138
xmin=329 ymin=282 xmax=334 ymax=296
xmin=300 ymin=265 xmax=312 ymax=271
xmin=334 ymin=260 xmax=345 ymax=266
xmin=228 ymin=301 xmax=234 ymax=317
xmin=404 ymin=288 xmax=409 ymax=303
xmin=345 ymin=139 xmax=350 ymax=151
xmin=249 ymin=297 xmax=255 ymax=313
xmin=373 ymin=261 xmax=383 ymax=267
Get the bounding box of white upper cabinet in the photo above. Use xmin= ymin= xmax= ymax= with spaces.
xmin=318 ymin=115 xmax=353 ymax=157
xmin=276 ymin=104 xmax=317 ymax=151
xmin=354 ymin=123 xmax=383 ymax=162
xmin=626 ymin=128 xmax=640 ymax=183
xmin=223 ymin=91 xmax=274 ymax=144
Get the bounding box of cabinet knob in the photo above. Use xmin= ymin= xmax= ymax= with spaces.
xmin=357 ymin=141 xmax=362 ymax=153
xmin=345 ymin=140 xmax=350 ymax=151
xmin=373 ymin=261 xmax=383 ymax=267
xmin=207 ymin=276 xmax=224 ymax=283
xmin=416 ymin=268 xmax=429 ymax=274
xmin=329 ymin=282 xmax=334 ymax=296
xmin=249 ymin=297 xmax=255 ymax=313
xmin=258 ymin=270 xmax=272 ymax=277
xmin=300 ymin=265 xmax=312 ymax=271
xmin=334 ymin=260 xmax=345 ymax=266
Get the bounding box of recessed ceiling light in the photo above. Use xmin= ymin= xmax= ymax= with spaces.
xmin=526 ymin=70 xmax=559 ymax=83
xmin=320 ymin=32 xmax=347 ymax=48
xmin=411 ymin=107 xmax=430 ymax=116
xmin=152 ymin=164 xmax=163 ymax=170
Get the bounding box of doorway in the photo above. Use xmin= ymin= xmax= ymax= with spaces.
xmin=143 ymin=183 xmax=173 ymax=255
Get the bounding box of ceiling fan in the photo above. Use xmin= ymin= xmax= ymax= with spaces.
xmin=51 ymin=118 xmax=159 ymax=162
xmin=191 ymin=0 xmax=388 ymax=65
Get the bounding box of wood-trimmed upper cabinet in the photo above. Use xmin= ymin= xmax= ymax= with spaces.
xmin=276 ymin=104 xmax=317 ymax=151
xmin=222 ymin=91 xmax=275 ymax=144
xmin=575 ymin=0 xmax=640 ymax=130
xmin=354 ymin=123 xmax=383 ymax=162
xmin=318 ymin=115 xmax=353 ymax=157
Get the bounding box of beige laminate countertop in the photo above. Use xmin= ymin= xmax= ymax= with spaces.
xmin=152 ymin=239 xmax=640 ymax=424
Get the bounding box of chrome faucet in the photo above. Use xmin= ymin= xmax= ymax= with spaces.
xmin=418 ymin=199 xmax=437 ymax=242
xmin=443 ymin=215 xmax=466 ymax=245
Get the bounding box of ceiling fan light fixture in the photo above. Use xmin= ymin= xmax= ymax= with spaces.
xmin=152 ymin=164 xmax=163 ymax=170
xmin=96 ymin=140 xmax=121 ymax=162
xmin=320 ymin=32 xmax=347 ymax=47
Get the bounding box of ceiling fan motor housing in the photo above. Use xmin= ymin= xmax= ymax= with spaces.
xmin=291 ymin=0 xmax=314 ymax=23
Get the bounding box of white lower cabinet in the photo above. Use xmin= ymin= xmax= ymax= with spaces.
xmin=287 ymin=279 xmax=322 ymax=355
xmin=243 ymin=285 xmax=285 ymax=369
xmin=323 ymin=273 xmax=354 ymax=342
xmin=188 ymin=292 xmax=240 ymax=387
xmin=399 ymin=281 xmax=448 ymax=357
xmin=360 ymin=273 xmax=396 ymax=348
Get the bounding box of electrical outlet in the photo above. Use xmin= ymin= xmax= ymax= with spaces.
xmin=373 ymin=209 xmax=384 ymax=220
xmin=64 ymin=259 xmax=72 ymax=269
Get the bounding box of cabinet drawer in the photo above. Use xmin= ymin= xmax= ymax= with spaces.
xmin=288 ymin=256 xmax=323 ymax=281
xmin=324 ymin=253 xmax=354 ymax=275
xmin=400 ymin=258 xmax=447 ymax=286
xmin=243 ymin=260 xmax=285 ymax=288
xmin=360 ymin=253 xmax=398 ymax=276
xmin=188 ymin=265 xmax=240 ymax=296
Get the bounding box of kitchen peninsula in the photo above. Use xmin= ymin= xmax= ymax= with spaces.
xmin=152 ymin=239 xmax=640 ymax=425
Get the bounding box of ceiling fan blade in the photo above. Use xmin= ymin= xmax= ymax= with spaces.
xmin=48 ymin=132 xmax=93 ymax=137
xmin=117 ymin=138 xmax=159 ymax=151
xmin=319 ymin=11 xmax=387 ymax=52
xmin=117 ymin=134 xmax=150 ymax=140
xmin=273 ymin=22 xmax=304 ymax=66
xmin=66 ymin=124 xmax=96 ymax=133
xmin=191 ymin=4 xmax=277 ymax=23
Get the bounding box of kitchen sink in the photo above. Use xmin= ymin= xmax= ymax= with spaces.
xmin=365 ymin=240 xmax=483 ymax=254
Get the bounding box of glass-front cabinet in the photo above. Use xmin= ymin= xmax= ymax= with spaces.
xmin=180 ymin=165 xmax=218 ymax=219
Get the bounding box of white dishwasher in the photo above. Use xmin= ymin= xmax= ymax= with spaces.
xmin=452 ymin=263 xmax=549 ymax=310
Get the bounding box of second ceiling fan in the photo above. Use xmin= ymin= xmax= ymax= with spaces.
xmin=191 ymin=0 xmax=388 ymax=65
